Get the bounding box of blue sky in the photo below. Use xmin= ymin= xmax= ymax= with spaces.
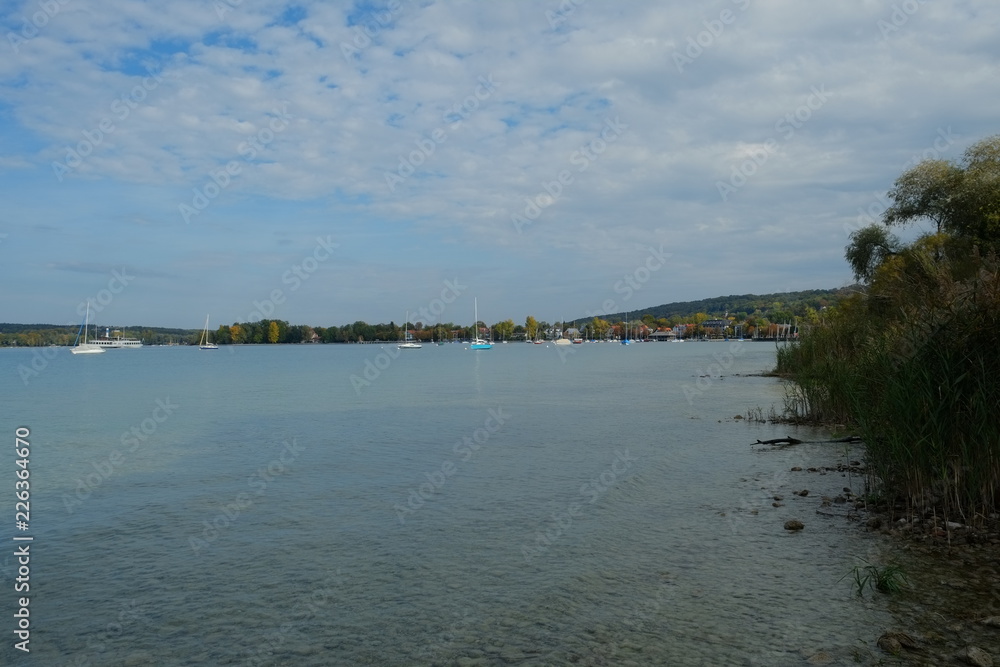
xmin=2 ymin=0 xmax=999 ymax=329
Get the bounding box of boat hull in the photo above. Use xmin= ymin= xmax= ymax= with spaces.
xmin=71 ymin=345 xmax=105 ymax=355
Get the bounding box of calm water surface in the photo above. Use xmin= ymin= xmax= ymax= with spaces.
xmin=1 ymin=342 xmax=894 ymax=665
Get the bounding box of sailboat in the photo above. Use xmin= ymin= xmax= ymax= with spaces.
xmin=621 ymin=312 xmax=632 ymax=345
xmin=470 ymin=298 xmax=492 ymax=350
xmin=71 ymin=301 xmax=106 ymax=354
xmin=199 ymin=314 xmax=218 ymax=349
xmin=398 ymin=311 xmax=422 ymax=349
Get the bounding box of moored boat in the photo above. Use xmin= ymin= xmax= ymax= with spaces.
xmin=92 ymin=327 xmax=144 ymax=348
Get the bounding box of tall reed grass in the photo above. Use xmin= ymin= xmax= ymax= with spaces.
xmin=777 ymin=249 xmax=1000 ymax=522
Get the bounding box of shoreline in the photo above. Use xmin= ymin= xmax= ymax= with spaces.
xmin=746 ymin=421 xmax=1000 ymax=665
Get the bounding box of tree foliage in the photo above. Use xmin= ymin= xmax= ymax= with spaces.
xmin=779 ymin=133 xmax=1000 ymax=520
xmin=845 ymin=224 xmax=902 ymax=283
xmin=524 ymin=316 xmax=539 ymax=341
xmin=883 ymin=134 xmax=1000 ymax=248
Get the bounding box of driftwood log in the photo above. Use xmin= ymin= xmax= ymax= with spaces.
xmin=755 ymin=437 xmax=802 ymax=445
xmin=753 ymin=435 xmax=862 ymax=446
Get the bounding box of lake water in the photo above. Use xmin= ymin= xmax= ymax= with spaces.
xmin=1 ymin=341 xmax=895 ymax=665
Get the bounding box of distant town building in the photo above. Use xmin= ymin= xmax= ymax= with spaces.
xmin=649 ymin=328 xmax=677 ymax=341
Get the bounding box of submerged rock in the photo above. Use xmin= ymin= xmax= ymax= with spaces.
xmin=784 ymin=520 xmax=804 ymax=531
xmin=877 ymin=631 xmax=919 ymax=655
xmin=877 ymin=634 xmax=902 ymax=654
xmin=961 ymin=646 xmax=994 ymax=667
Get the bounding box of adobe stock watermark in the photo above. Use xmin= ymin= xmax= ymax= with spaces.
xmin=349 ymin=278 xmax=466 ymax=394
xmin=877 ymin=0 xmax=926 ymax=40
xmin=238 ymin=235 xmax=339 ymax=325
xmin=545 ymin=0 xmax=586 ymax=28
xmin=844 ymin=126 xmax=958 ymax=238
xmin=511 ymin=116 xmax=628 ymax=234
xmin=681 ymin=340 xmax=746 ymax=405
xmin=52 ymin=67 xmax=166 ymax=182
xmin=584 ymin=245 xmax=671 ymax=320
xmin=716 ymin=84 xmax=829 ymax=201
xmin=408 ymin=278 xmax=466 ymax=327
xmin=62 ymin=397 xmax=179 ymax=514
xmin=520 ymin=448 xmax=638 ymax=562
xmin=17 ymin=338 xmax=63 ymax=385
xmin=189 ymin=438 xmax=305 ymax=553
xmin=78 ymin=266 xmax=135 ymax=317
xmin=7 ymin=0 xmax=72 ymax=54
xmin=179 ymin=102 xmax=293 ymax=224
xmin=551 ymin=244 xmax=671 ymax=362
xmin=393 ymin=406 xmax=510 ymax=524
xmin=673 ymin=0 xmax=752 ymax=73
xmin=16 ymin=267 xmax=136 ymax=385
xmin=384 ymin=74 xmax=498 ymax=193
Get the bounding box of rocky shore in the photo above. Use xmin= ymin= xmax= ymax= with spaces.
xmin=782 ymin=457 xmax=1000 ymax=666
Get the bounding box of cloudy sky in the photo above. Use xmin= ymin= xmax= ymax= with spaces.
xmin=2 ymin=0 xmax=998 ymax=329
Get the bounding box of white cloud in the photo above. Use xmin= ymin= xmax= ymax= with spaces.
xmin=2 ymin=0 xmax=999 ymax=326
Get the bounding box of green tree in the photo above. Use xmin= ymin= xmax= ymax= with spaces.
xmin=884 ymin=134 xmax=1000 ymax=249
xmin=883 ymin=159 xmax=963 ymax=233
xmin=493 ymin=319 xmax=515 ymax=341
xmin=525 ymin=316 xmax=538 ymax=341
xmin=215 ymin=325 xmax=232 ymax=344
xmin=845 ymin=224 xmax=903 ymax=283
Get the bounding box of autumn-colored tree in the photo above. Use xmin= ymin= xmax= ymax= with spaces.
xmin=525 ymin=316 xmax=539 ymax=340
xmin=590 ymin=317 xmax=610 ymax=339
xmin=268 ymin=320 xmax=280 ymax=344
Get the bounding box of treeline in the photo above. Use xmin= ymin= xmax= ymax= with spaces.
xmin=2 ymin=287 xmax=854 ymax=347
xmin=598 ymin=287 xmax=852 ymax=325
xmin=0 ymin=324 xmax=197 ymax=347
xmin=777 ymin=134 xmax=1000 ymax=520
xmin=566 ymin=287 xmax=854 ymax=339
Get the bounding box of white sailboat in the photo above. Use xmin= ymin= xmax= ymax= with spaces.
xmin=199 ymin=314 xmax=219 ymax=349
xmin=71 ymin=301 xmax=106 ymax=354
xmin=470 ymin=298 xmax=492 ymax=350
xmin=398 ymin=311 xmax=422 ymax=349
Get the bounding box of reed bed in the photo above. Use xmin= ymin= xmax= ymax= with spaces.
xmin=777 ymin=253 xmax=1000 ymax=523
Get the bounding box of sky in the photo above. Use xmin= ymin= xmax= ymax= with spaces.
xmin=1 ymin=0 xmax=999 ymax=330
